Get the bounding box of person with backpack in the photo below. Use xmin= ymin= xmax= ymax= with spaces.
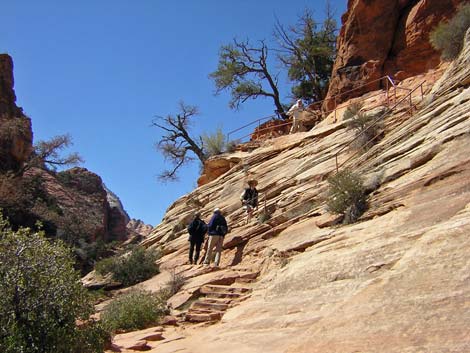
xmin=203 ymin=208 xmax=228 ymax=267
xmin=187 ymin=212 xmax=207 ymax=265
xmin=240 ymin=179 xmax=258 ymax=224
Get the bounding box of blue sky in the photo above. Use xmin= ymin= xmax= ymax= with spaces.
xmin=2 ymin=0 xmax=346 ymax=226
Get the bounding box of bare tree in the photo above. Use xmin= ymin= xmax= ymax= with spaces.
xmin=210 ymin=39 xmax=288 ymax=119
xmin=18 ymin=134 xmax=83 ymax=175
xmin=152 ymin=102 xmax=206 ymax=181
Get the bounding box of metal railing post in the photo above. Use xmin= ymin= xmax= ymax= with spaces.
xmin=386 ymin=78 xmax=389 ymax=106
xmin=334 ymin=97 xmax=337 ymax=123
xmin=409 ymin=94 xmax=413 ymax=116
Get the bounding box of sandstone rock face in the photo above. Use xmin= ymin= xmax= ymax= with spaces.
xmin=0 ymin=54 xmax=33 ymax=172
xmin=324 ymin=0 xmax=464 ymax=110
xmin=198 ymin=155 xmax=241 ymax=187
xmin=53 ymin=167 xmax=128 ymax=242
xmin=104 ymin=184 xmax=130 ymax=224
xmin=115 ymin=33 xmax=470 ymax=353
xmin=127 ymin=218 xmax=154 ymax=237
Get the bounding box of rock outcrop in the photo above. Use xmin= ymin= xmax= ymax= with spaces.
xmin=0 ymin=54 xmax=33 ymax=172
xmin=52 ymin=167 xmax=128 ymax=243
xmin=106 ymin=29 xmax=470 ymax=353
xmin=323 ymin=0 xmax=465 ymax=110
xmin=127 ymin=218 xmax=154 ymax=237
xmin=0 ymin=55 xmax=129 ymax=273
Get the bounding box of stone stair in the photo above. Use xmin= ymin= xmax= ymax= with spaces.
xmin=185 ymin=283 xmax=253 ymax=323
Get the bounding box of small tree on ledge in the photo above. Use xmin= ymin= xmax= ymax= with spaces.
xmin=210 ymin=39 xmax=288 ymax=119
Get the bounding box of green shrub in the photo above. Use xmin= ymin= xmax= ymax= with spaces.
xmin=327 ymin=169 xmax=367 ymax=224
xmin=430 ymin=4 xmax=470 ymax=60
xmin=202 ymin=128 xmax=226 ymax=157
xmin=100 ymin=290 xmax=168 ymax=333
xmin=95 ymin=246 xmax=160 ymax=287
xmin=0 ymin=214 xmax=107 ymax=353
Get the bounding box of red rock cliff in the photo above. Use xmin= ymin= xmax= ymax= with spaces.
xmin=323 ymin=0 xmax=465 ymax=109
xmin=0 ymin=54 xmax=33 ymax=172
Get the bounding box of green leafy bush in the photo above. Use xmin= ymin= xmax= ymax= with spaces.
xmin=95 ymin=246 xmax=160 ymax=287
xmin=100 ymin=289 xmax=168 ymax=333
xmin=327 ymin=169 xmax=367 ymax=224
xmin=430 ymin=4 xmax=470 ymax=60
xmin=0 ymin=214 xmax=107 ymax=353
xmin=202 ymin=128 xmax=226 ymax=157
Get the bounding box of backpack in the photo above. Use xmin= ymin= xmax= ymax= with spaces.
xmin=216 ymin=224 xmax=228 ymax=236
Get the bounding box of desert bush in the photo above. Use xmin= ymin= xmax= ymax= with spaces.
xmin=327 ymin=169 xmax=367 ymax=224
xmin=202 ymin=127 xmax=226 ymax=157
xmin=100 ymin=289 xmax=168 ymax=333
xmin=344 ymin=103 xmax=385 ymax=151
xmin=225 ymin=139 xmax=241 ymax=153
xmin=257 ymin=210 xmax=271 ymax=223
xmin=95 ymin=246 xmax=160 ymax=287
xmin=430 ymin=4 xmax=470 ymax=60
xmin=0 ymin=214 xmax=107 ymax=353
xmin=163 ymin=269 xmax=186 ymax=297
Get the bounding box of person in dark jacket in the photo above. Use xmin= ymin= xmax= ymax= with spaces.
xmin=240 ymin=179 xmax=258 ymax=224
xmin=187 ymin=212 xmax=207 ymax=264
xmin=203 ymin=208 xmax=228 ymax=267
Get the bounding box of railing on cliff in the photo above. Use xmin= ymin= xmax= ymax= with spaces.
xmin=226 ymin=75 xmax=415 ymax=143
xmin=334 ymin=81 xmax=426 ymax=172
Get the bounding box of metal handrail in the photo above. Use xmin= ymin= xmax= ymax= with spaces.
xmin=227 ymin=75 xmax=400 ymax=142
xmin=226 ymin=114 xmax=277 ymax=142
xmin=237 ymin=120 xmax=293 ymax=141
xmin=334 ymin=81 xmax=426 ymax=172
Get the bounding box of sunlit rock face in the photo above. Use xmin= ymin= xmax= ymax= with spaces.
xmin=113 ymin=29 xmax=470 ymax=353
xmin=323 ymin=0 xmax=465 ymax=110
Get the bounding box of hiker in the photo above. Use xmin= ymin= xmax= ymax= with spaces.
xmin=203 ymin=208 xmax=228 ymax=267
xmin=288 ymin=99 xmax=304 ymax=134
xmin=187 ymin=212 xmax=207 ymax=264
xmin=240 ymin=179 xmax=258 ymax=224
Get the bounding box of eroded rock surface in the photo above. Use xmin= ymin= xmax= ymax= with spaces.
xmin=324 ymin=0 xmax=465 ymax=110
xmin=108 ymin=29 xmax=470 ymax=352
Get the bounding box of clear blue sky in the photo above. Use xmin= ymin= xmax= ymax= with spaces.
xmin=1 ymin=0 xmax=346 ymax=226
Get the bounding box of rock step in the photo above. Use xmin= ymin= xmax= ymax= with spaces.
xmin=191 ymin=301 xmax=229 ymax=312
xmin=234 ymin=277 xmax=257 ymax=284
xmin=198 ymin=297 xmax=233 ymax=305
xmin=185 ymin=311 xmax=223 ymax=323
xmin=186 ymin=307 xmax=225 ymax=315
xmin=204 ymin=291 xmax=243 ymax=299
xmin=201 ymin=284 xmax=251 ymax=295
